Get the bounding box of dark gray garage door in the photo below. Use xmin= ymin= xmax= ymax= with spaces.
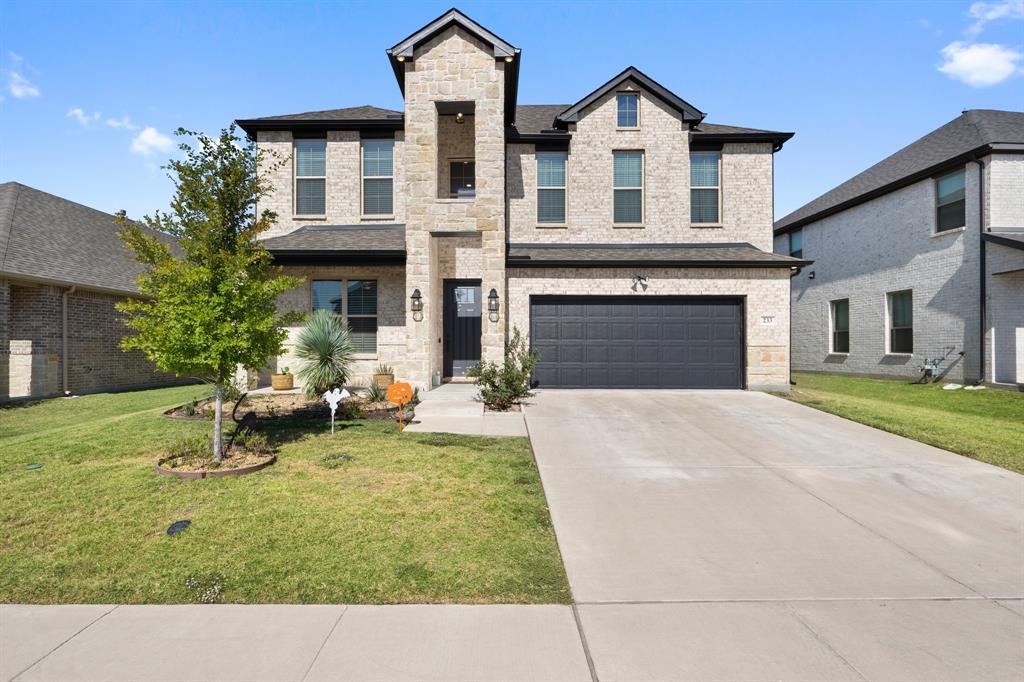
xmin=531 ymin=297 xmax=744 ymax=389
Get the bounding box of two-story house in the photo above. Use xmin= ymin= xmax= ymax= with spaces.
xmin=237 ymin=8 xmax=804 ymax=392
xmin=774 ymin=110 xmax=1024 ymax=386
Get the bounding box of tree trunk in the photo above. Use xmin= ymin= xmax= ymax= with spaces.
xmin=213 ymin=383 xmax=223 ymax=462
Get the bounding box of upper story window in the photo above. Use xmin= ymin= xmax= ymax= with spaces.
xmin=830 ymin=299 xmax=850 ymax=354
xmin=789 ymin=228 xmax=803 ymax=258
xmin=449 ymin=160 xmax=475 ymax=198
xmin=295 ymin=139 xmax=326 ymax=216
xmin=613 ymin=151 xmax=644 ymax=224
xmin=537 ymin=152 xmax=567 ymax=224
xmin=616 ymin=93 xmax=639 ymax=128
xmin=690 ymin=152 xmax=721 ymax=224
xmin=887 ymin=290 xmax=913 ymax=354
xmin=936 ymin=169 xmax=965 ymax=232
xmin=311 ymin=279 xmax=379 ymax=354
xmin=362 ymin=139 xmax=394 ymax=216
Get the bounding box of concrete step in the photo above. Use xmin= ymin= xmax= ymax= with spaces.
xmin=413 ymin=401 xmax=483 ymax=418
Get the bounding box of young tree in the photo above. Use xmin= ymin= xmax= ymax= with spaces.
xmin=117 ymin=125 xmax=302 ymax=460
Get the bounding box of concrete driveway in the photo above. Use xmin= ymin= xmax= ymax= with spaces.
xmin=525 ymin=389 xmax=1024 ymax=681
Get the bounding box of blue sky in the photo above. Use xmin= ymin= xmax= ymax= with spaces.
xmin=2 ymin=0 xmax=1022 ymax=222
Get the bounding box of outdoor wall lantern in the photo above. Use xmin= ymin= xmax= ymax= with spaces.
xmin=410 ymin=288 xmax=423 ymax=321
xmin=487 ymin=288 xmax=500 ymax=321
xmin=456 ymin=112 xmax=466 ymax=124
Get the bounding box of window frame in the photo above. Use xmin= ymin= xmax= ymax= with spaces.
xmin=309 ymin=278 xmax=379 ymax=356
xmin=934 ymin=168 xmax=966 ymax=233
xmin=612 ymin=150 xmax=645 ymax=226
xmin=361 ymin=139 xmax=395 ymax=218
xmin=789 ymin=228 xmax=803 ymax=259
xmin=448 ymin=158 xmax=476 ymax=199
xmin=690 ymin=151 xmax=722 ymax=226
xmin=886 ymin=289 xmax=913 ymax=355
xmin=615 ymin=92 xmax=640 ymax=129
xmin=829 ymin=298 xmax=850 ymax=355
xmin=536 ymin=151 xmax=567 ymax=226
xmin=294 ymin=138 xmax=327 ymax=218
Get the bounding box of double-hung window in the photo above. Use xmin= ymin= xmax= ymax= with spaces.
xmin=830 ymin=299 xmax=850 ymax=354
xmin=362 ymin=140 xmax=394 ymax=216
xmin=616 ymin=93 xmax=639 ymax=128
xmin=295 ymin=139 xmax=326 ymax=216
xmin=887 ymin=290 xmax=913 ymax=354
xmin=537 ymin=152 xmax=567 ymax=224
xmin=449 ymin=160 xmax=475 ymax=198
xmin=613 ymin=151 xmax=643 ymax=224
xmin=690 ymin=151 xmax=721 ymax=224
xmin=311 ymin=279 xmax=379 ymax=353
xmin=789 ymin=228 xmax=803 ymax=258
xmin=935 ymin=169 xmax=965 ymax=232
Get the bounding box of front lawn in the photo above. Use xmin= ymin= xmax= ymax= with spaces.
xmin=782 ymin=372 xmax=1024 ymax=473
xmin=0 ymin=386 xmax=570 ymax=604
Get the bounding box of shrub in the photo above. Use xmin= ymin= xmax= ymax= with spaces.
xmin=294 ymin=310 xmax=355 ymax=398
xmin=375 ymin=363 xmax=393 ymax=375
xmin=365 ymin=381 xmax=388 ymax=404
xmin=166 ymin=435 xmax=211 ymax=467
xmin=466 ymin=327 xmax=538 ymax=411
xmin=235 ymin=431 xmax=271 ymax=455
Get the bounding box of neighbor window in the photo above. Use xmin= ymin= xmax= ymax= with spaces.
xmin=887 ymin=290 xmax=913 ymax=354
xmin=295 ymin=139 xmax=326 ymax=215
xmin=935 ymin=169 xmax=965 ymax=232
xmin=613 ymin=150 xmax=643 ymax=224
xmin=616 ymin=93 xmax=639 ymax=127
xmin=449 ymin=160 xmax=475 ymax=198
xmin=311 ymin=279 xmax=378 ymax=353
xmin=789 ymin=228 xmax=803 ymax=258
xmin=537 ymin=152 xmax=567 ymax=223
xmin=830 ymin=299 xmax=850 ymax=354
xmin=690 ymin=151 xmax=721 ymax=224
xmin=362 ymin=140 xmax=394 ymax=216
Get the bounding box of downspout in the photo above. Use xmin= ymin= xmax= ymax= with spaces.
xmin=61 ymin=285 xmax=76 ymax=395
xmin=974 ymin=157 xmax=986 ymax=384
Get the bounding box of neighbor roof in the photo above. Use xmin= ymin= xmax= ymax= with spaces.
xmin=0 ymin=182 xmax=176 ymax=295
xmin=506 ymin=242 xmax=809 ymax=268
xmin=261 ymin=224 xmax=406 ymax=260
xmin=556 ymin=67 xmax=705 ymax=126
xmin=775 ymin=109 xmax=1024 ymax=234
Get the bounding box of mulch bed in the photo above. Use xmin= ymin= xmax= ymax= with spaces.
xmin=156 ymin=449 xmax=276 ymax=479
xmin=165 ymin=392 xmax=411 ymax=422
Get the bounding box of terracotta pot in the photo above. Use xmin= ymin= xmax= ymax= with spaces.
xmin=271 ymin=373 xmax=294 ymax=390
xmin=373 ymin=373 xmax=394 ymax=387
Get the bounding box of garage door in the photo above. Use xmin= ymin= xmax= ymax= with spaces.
xmin=530 ymin=297 xmax=744 ymax=389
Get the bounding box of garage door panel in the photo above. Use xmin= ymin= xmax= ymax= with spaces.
xmin=531 ymin=296 xmax=743 ymax=389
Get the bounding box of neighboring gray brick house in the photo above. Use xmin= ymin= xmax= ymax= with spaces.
xmin=0 ymin=182 xmax=188 ymax=400
xmin=774 ymin=110 xmax=1024 ymax=385
xmin=237 ymin=8 xmax=805 ymax=392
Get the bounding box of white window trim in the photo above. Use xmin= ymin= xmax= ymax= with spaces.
xmin=613 ymin=149 xmax=644 ymax=227
xmin=885 ymin=289 xmax=913 ymax=356
xmin=361 ymin=140 xmax=395 ymax=220
xmin=536 ymin=151 xmax=567 ymax=227
xmin=615 ymin=91 xmax=640 ymax=130
xmin=690 ymin=151 xmax=722 ymax=226
xmin=829 ymin=299 xmax=850 ymax=355
xmin=934 ymin=168 xmax=966 ymax=234
xmin=310 ymin=278 xmax=379 ymax=358
xmin=294 ymin=139 xmax=327 ymax=219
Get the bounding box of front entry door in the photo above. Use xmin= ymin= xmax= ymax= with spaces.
xmin=443 ymin=279 xmax=482 ymax=378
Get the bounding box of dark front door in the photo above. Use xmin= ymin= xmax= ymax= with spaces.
xmin=530 ymin=296 xmax=745 ymax=389
xmin=443 ymin=279 xmax=482 ymax=378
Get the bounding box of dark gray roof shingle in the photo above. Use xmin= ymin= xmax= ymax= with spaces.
xmin=261 ymin=224 xmax=406 ymax=254
xmin=0 ymin=182 xmax=176 ymax=295
xmin=776 ymin=109 xmax=1024 ymax=232
xmin=513 ymin=104 xmax=569 ymax=135
xmin=243 ymin=105 xmax=403 ymax=123
xmin=507 ymin=242 xmax=807 ymax=267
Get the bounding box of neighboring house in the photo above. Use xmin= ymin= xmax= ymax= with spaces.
xmin=0 ymin=182 xmax=187 ymax=400
xmin=774 ymin=110 xmax=1024 ymax=386
xmin=237 ymin=8 xmax=805 ymax=392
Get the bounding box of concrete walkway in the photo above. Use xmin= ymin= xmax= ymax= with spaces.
xmin=525 ymin=389 xmax=1024 ymax=681
xmin=404 ymin=382 xmax=527 ymax=437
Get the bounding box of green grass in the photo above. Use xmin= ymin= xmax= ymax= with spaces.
xmin=781 ymin=372 xmax=1024 ymax=473
xmin=0 ymin=386 xmax=570 ymax=604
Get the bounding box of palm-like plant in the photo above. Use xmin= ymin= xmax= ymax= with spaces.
xmin=294 ymin=310 xmax=355 ymax=398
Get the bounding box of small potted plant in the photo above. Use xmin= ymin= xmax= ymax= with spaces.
xmin=373 ymin=363 xmax=394 ymax=388
xmin=271 ymin=366 xmax=294 ymax=391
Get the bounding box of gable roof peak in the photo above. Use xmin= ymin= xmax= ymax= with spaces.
xmin=557 ymin=66 xmax=705 ymax=125
xmin=387 ymin=7 xmax=518 ymax=59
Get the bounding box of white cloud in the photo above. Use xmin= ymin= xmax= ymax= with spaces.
xmin=938 ymin=41 xmax=1024 ymax=86
xmin=131 ymin=126 xmax=174 ymax=156
xmin=67 ymin=107 xmax=99 ymax=127
xmin=967 ymin=0 xmax=1024 ymax=36
xmin=105 ymin=115 xmax=139 ymax=131
xmin=7 ymin=70 xmax=39 ymax=99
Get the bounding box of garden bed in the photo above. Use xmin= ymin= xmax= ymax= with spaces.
xmin=156 ymin=451 xmax=276 ymax=479
xmin=166 ymin=391 xmax=411 ymax=422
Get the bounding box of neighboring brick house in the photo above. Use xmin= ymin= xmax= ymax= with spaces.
xmin=0 ymin=182 xmax=188 ymax=400
xmin=237 ymin=8 xmax=805 ymax=392
xmin=774 ymin=110 xmax=1024 ymax=386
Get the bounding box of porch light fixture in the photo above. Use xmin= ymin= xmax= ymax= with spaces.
xmin=487 ymin=288 xmax=500 ymax=321
xmin=456 ymin=112 xmax=465 ymax=124
xmin=410 ymin=288 xmax=423 ymax=321
xmin=396 ymin=55 xmax=406 ymax=62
